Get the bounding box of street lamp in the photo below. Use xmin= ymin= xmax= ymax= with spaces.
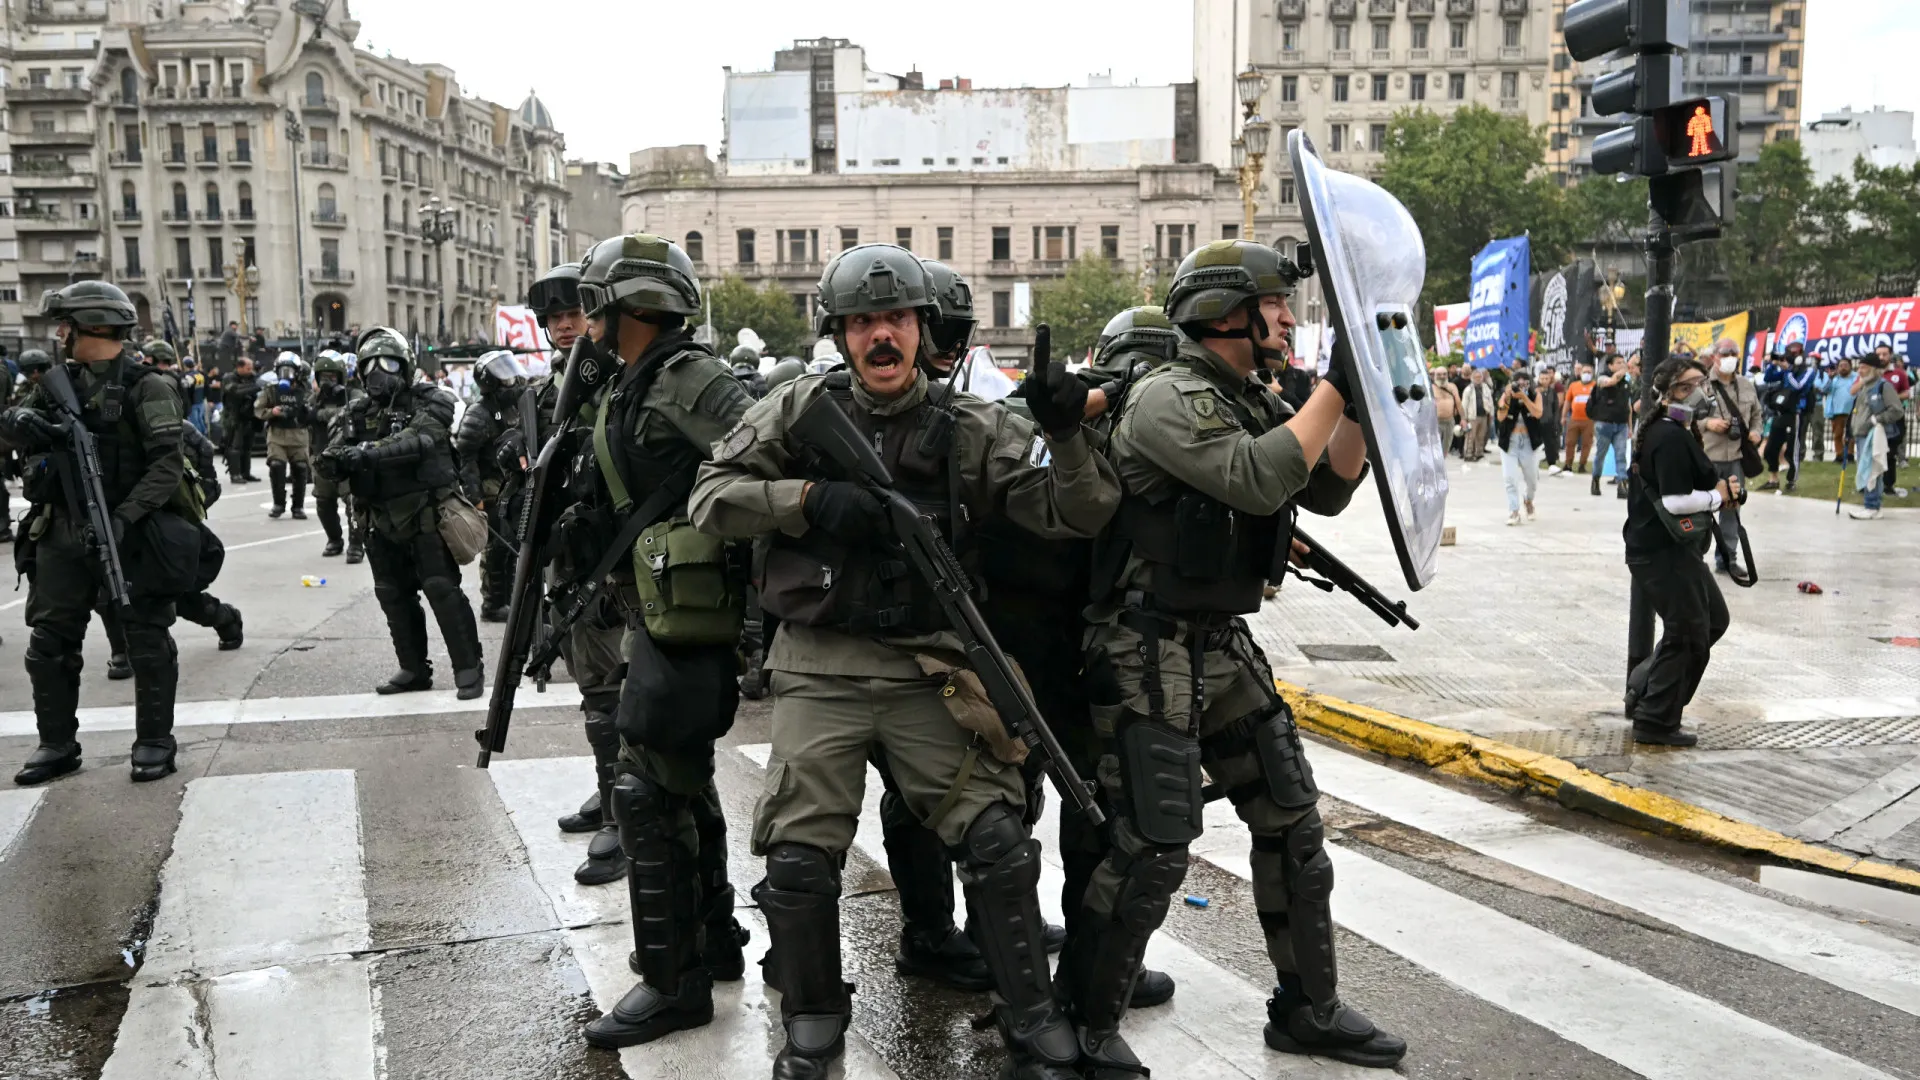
xmin=224 ymin=261 xmax=261 ymax=334
xmin=1233 ymin=65 xmax=1272 ymax=242
xmin=285 ymin=108 xmax=311 ymax=359
xmin=419 ymin=196 xmax=457 ymax=345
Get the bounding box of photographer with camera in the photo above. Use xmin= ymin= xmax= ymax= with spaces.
xmin=1497 ymin=365 xmax=1545 ymax=525
xmin=1694 ymin=340 xmax=1760 ymax=586
xmin=1759 ymin=346 xmax=1817 ymax=492
xmin=1623 ymin=356 xmax=1737 ymax=747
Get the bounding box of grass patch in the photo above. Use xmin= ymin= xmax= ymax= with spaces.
xmin=1767 ymin=459 xmax=1920 ymax=509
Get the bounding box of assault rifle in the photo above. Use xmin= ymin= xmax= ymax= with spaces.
xmin=1284 ymin=525 xmax=1419 ymax=630
xmin=476 ymin=340 xmax=587 ymax=767
xmin=40 ymin=363 xmax=132 ymax=609
xmin=791 ymin=391 xmax=1106 ymax=827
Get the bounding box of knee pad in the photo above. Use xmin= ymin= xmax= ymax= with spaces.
xmin=1253 ymin=705 xmax=1320 ymax=811
xmin=765 ymin=842 xmax=841 ymax=897
xmin=878 ymin=784 xmax=920 ymax=839
xmin=583 ymin=711 xmax=620 ymax=756
xmin=957 ymin=799 xmax=1032 ymax=870
xmin=1111 ymin=845 xmax=1187 ymax=936
xmin=420 ymin=574 xmax=461 ymax=607
xmin=372 ymin=579 xmax=411 ymax=608
xmin=122 ymin=624 xmax=178 ymax=670
xmin=1282 ymin=810 xmax=1333 ymax=904
xmin=609 ymin=769 xmax=684 ymax=858
xmin=25 ymin=627 xmax=82 ymax=673
xmin=1118 ymin=720 xmax=1203 ymax=845
xmin=268 ymin=458 xmax=287 ymax=478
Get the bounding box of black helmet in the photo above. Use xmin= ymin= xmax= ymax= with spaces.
xmin=763 ymin=357 xmax=806 ymax=392
xmin=920 ymin=259 xmax=975 ymax=357
xmin=17 ymin=348 xmax=53 ymax=373
xmin=527 ymin=262 xmax=583 ymax=326
xmin=813 ymin=244 xmax=939 ymax=338
xmin=45 ymin=280 xmax=138 ymax=338
xmin=1094 ymin=306 xmax=1182 ymax=374
xmin=1163 ymin=240 xmax=1304 ymax=331
xmin=578 ymin=234 xmax=700 ymax=320
xmin=473 ymin=349 xmax=528 ymax=398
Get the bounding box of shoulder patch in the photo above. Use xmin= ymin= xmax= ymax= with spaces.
xmin=716 ymin=421 xmax=757 ymax=461
xmin=1029 ymin=435 xmax=1052 ymax=468
xmin=1184 ymin=388 xmax=1239 ymax=435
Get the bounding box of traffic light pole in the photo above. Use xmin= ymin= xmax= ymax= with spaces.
xmin=1625 ymin=209 xmax=1676 ymax=681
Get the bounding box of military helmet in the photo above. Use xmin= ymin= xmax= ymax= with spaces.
xmin=356 ymin=326 xmax=414 ymax=379
xmin=17 ymin=348 xmax=53 ymax=373
xmin=142 ymin=338 xmax=178 ymax=365
xmin=729 ymin=343 xmax=760 ymax=367
xmin=813 ymin=244 xmax=939 ymax=337
xmin=473 ymin=349 xmax=528 ymax=398
xmin=920 ymin=259 xmax=975 ymax=357
xmin=314 ymin=351 xmax=349 ymax=380
xmin=578 ymin=234 xmax=700 ymax=319
xmin=1095 ymin=306 xmax=1182 ymax=371
xmin=1163 ymin=240 xmax=1303 ymax=327
xmin=763 ymin=357 xmax=806 ymax=392
xmin=44 ymin=280 xmax=138 ymax=335
xmin=527 ymin=261 xmax=584 ymax=323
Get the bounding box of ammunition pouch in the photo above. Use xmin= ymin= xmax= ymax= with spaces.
xmin=759 ymin=537 xmax=942 ymax=636
xmin=912 ymin=651 xmax=1030 ymax=766
xmin=21 ymin=454 xmax=60 ymax=505
xmin=1113 ymin=493 xmax=1281 ymax=616
xmin=632 ymin=517 xmax=745 ymax=646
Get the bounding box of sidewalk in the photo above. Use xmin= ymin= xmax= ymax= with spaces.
xmin=1249 ymin=446 xmax=1920 ymax=873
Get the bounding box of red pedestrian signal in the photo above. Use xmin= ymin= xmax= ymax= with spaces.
xmin=1685 ymin=106 xmax=1715 ymax=158
xmin=1655 ymin=97 xmax=1736 ymax=168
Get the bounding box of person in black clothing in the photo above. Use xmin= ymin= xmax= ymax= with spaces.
xmin=1622 ymin=357 xmax=1736 ymax=747
xmin=223 ymin=357 xmax=259 ymax=482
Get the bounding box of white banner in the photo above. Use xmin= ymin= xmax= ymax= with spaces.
xmin=495 ymin=305 xmax=551 ymax=371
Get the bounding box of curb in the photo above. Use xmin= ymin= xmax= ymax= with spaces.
xmin=1279 ymin=681 xmax=1920 ymax=895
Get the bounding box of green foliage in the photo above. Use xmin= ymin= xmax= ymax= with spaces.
xmin=1031 ymin=255 xmax=1152 ymax=361
xmin=1378 ymin=105 xmax=1583 ymax=309
xmin=689 ymin=275 xmax=812 ymax=358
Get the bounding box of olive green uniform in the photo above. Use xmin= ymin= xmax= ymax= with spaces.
xmin=256 ymin=382 xmax=313 ymax=515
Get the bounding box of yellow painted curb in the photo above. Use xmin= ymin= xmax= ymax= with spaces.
xmin=1278 ymin=680 xmax=1920 ymax=895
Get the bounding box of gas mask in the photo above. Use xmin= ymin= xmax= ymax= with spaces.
xmin=363 ymin=358 xmax=406 ymax=402
xmin=1666 ymin=401 xmax=1695 ymax=426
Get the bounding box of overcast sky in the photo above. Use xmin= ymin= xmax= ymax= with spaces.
xmin=345 ymin=0 xmax=1913 ymax=166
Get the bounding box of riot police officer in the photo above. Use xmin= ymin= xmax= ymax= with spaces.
xmin=320 ymin=328 xmax=485 ymax=700
xmin=1068 ymin=241 xmax=1404 ymax=1071
xmin=568 ymin=234 xmax=754 ymax=1050
xmin=4 ymin=281 xmax=188 ymax=784
xmin=223 ymin=357 xmax=260 ymax=483
xmin=312 ymin=351 xmax=366 ymax=562
xmin=729 ymin=344 xmax=767 ymax=398
xmin=257 ymin=351 xmax=314 ymax=519
xmin=690 ymin=244 xmax=1118 ymax=1080
xmin=453 ymin=350 xmax=532 ymax=623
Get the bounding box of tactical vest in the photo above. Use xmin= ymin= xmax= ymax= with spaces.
xmin=1100 ymin=360 xmax=1290 ymax=618
xmin=261 ymin=385 xmax=311 ymax=429
xmin=759 ymin=371 xmax=962 ymax=636
xmin=81 ymin=356 xmax=173 ymax=512
xmin=347 ymin=389 xmax=458 ymax=503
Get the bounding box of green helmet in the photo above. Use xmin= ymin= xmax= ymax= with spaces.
xmin=1163 ymin=240 xmax=1303 ymax=329
xmin=920 ymin=259 xmax=975 ymax=357
xmin=527 ymin=261 xmax=584 ymax=324
xmin=813 ymin=244 xmax=938 ymax=338
xmin=17 ymin=348 xmax=53 ymax=373
xmin=356 ymin=325 xmax=415 ymax=385
xmin=44 ymin=280 xmax=138 ymax=336
xmin=763 ymin=357 xmax=806 ymax=392
xmin=142 ymin=338 xmax=178 ymax=365
xmin=729 ymin=343 xmax=761 ymax=367
xmin=314 ymin=351 xmax=349 ymax=380
xmin=578 ymin=234 xmax=700 ymax=319
xmin=1094 ymin=306 xmax=1182 ymax=373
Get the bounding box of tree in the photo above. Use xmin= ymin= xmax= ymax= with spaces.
xmin=1845 ymin=159 xmax=1920 ymax=285
xmin=1713 ymin=138 xmax=1816 ymax=301
xmin=1031 ymin=254 xmax=1150 ymax=362
xmin=689 ymin=275 xmax=812 ymax=359
xmin=1378 ymin=105 xmax=1583 ymax=309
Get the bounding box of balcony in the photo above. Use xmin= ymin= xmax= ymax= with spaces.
xmin=1275 ymin=100 xmax=1303 ymax=117
xmin=1278 ymin=49 xmax=1305 ymax=66
xmin=112 ymin=209 xmax=142 ymax=224
xmin=1499 ymin=97 xmax=1523 ymax=114
xmin=108 ymin=150 xmax=143 ymax=166
xmin=1408 ymin=0 xmax=1435 ymax=12
xmin=228 ymin=149 xmax=254 ymax=166
xmin=1278 ymin=0 xmax=1305 ymax=15
xmin=1330 ymin=49 xmax=1353 ymax=64
xmin=300 ymin=95 xmax=339 ymax=114
xmin=163 ymin=148 xmax=190 ymax=168
xmin=311 ymin=210 xmax=349 ymax=228
xmin=10 ymin=82 xmax=90 ymax=103
xmin=1448 ymin=47 xmax=1470 ymax=62
xmin=1446 ymin=0 xmax=1475 ymax=13
xmin=196 ymin=150 xmax=221 ymax=167
xmin=27 ymin=0 xmax=109 ymax=21
xmin=13 ymin=128 xmax=95 ymax=146
xmin=1370 ymin=49 xmax=1392 ymax=63
xmin=1329 ymin=0 xmax=1356 ymax=17
xmin=1370 ymin=0 xmax=1396 ymax=13
xmin=310 ymin=268 xmax=356 ymax=285
xmin=1500 ymin=45 xmax=1525 ymax=61
xmin=233 ymin=207 xmax=257 ymax=222
xmin=195 ymin=210 xmax=225 ymax=224
xmin=162 ymin=209 xmax=194 ymax=225
xmin=166 ymin=267 xmax=197 ymax=283
xmin=399 ymin=170 xmax=417 ymax=187
xmin=304 ymin=151 xmax=349 ymax=171
xmin=13 ymin=163 xmax=97 ymax=189
xmin=1499 ymin=0 xmax=1526 ymax=14
xmin=772 ymin=261 xmax=824 ymax=277
xmin=384 ymin=218 xmax=405 ymax=236
xmin=389 ymin=275 xmax=415 ymax=289
xmin=121 ymin=267 xmax=148 ymax=282
xmin=15 ymin=210 xmax=81 ymax=230
xmin=111 ymin=91 xmax=139 ymax=108
xmin=1410 ymin=47 xmax=1431 ymax=61
xmin=381 ymin=162 xmax=399 ymax=180
xmin=733 ymin=262 xmax=761 ymax=277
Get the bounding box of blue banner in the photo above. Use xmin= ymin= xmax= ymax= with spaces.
xmin=1465 ymin=236 xmax=1530 ymax=369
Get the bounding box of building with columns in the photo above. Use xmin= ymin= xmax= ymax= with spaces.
xmin=0 ymin=0 xmax=571 ymax=350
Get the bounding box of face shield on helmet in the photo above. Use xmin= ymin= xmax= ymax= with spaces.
xmin=473 ymin=350 xmax=528 ymax=399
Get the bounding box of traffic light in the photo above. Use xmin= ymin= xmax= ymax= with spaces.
xmin=1591 ymin=95 xmax=1739 ymax=177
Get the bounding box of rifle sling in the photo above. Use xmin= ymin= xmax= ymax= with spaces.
xmin=568 ymin=464 xmax=699 ymax=607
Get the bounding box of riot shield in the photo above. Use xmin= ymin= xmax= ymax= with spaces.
xmin=1290 ymin=129 xmax=1448 ymax=590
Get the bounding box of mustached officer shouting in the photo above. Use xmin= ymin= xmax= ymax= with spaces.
xmin=691 ymin=244 xmax=1120 ymax=1080
xmin=320 ymin=327 xmax=485 ymax=700
xmin=4 ymin=281 xmax=189 ymax=784
xmin=1063 ymin=240 xmax=1404 ymax=1073
xmin=570 ymin=234 xmax=754 ymax=1050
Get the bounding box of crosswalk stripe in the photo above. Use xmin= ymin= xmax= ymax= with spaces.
xmin=1197 ymin=787 xmax=1896 ymax=1080
xmin=0 ymin=789 xmax=44 ymax=864
xmin=0 ymin=685 xmax=577 ymax=739
xmin=1308 ymin=747 xmax=1920 ymax=1017
xmin=100 ymin=769 xmax=378 ymax=1080
xmin=487 ymin=754 xmax=900 ymax=1079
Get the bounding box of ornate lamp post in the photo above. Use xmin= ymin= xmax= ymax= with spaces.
xmin=285 ymin=108 xmax=310 ymax=357
xmin=1235 ymin=66 xmax=1272 ymax=242
xmin=419 ymin=196 xmax=457 ymax=345
xmin=223 ymin=261 xmax=261 ymax=334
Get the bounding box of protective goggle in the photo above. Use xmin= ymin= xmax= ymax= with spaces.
xmin=527 ymin=276 xmax=581 ymax=315
xmin=365 ymin=356 xmax=407 ymax=374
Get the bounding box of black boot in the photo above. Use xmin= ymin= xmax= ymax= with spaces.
xmin=878 ymin=776 xmax=990 ymax=989
xmin=318 ymin=498 xmax=345 ymax=556
xmin=583 ymin=772 xmax=713 ymax=1049
xmin=107 ymin=652 xmax=132 ymax=680
xmin=896 ymin=926 xmax=993 ymax=991
xmin=130 ymin=738 xmax=178 ymax=782
xmin=215 ymin=605 xmax=244 ymax=651
xmin=562 ymin=712 xmax=621 ymax=834
xmin=1131 ymin=968 xmax=1176 ymax=1008
xmin=629 ymin=882 xmax=750 ymax=982
xmin=453 ymin=666 xmax=484 ymax=701
xmin=268 ymin=461 xmax=286 ymax=518
xmin=757 ymin=844 xmax=852 ymax=1080
xmin=557 ymin=792 xmax=602 ymax=834
xmin=1264 ymin=985 xmax=1407 ymax=1068
xmin=739 ymin=647 xmax=767 ymax=700
xmin=128 ymin=634 xmax=180 ymax=783
xmin=14 ymin=742 xmax=81 ymax=786
xmin=479 ymin=602 xmax=509 ymax=623
xmin=423 ymin=581 xmax=484 ymax=700
xmin=290 ymin=465 xmax=308 ymax=520
xmin=574 ymin=825 xmax=628 ymax=885
xmin=1591 ymin=472 xmax=1602 ymax=496
xmin=345 ymin=521 xmax=365 ymax=564
xmin=376 ymin=668 xmax=433 ymax=694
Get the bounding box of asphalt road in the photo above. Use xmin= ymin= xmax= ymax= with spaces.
xmin=4 ymin=481 xmax=1920 ymax=1080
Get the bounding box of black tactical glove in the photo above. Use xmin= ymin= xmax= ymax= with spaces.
xmin=802 ymin=480 xmax=887 ymax=543
xmin=1322 ymin=345 xmax=1361 ymax=422
xmin=4 ymin=408 xmax=67 ymax=450
xmin=1020 ymin=325 xmax=1089 ymax=438
xmin=110 ymin=514 xmax=129 ymax=550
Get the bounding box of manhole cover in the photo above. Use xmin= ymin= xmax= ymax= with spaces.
xmin=1299 ymin=644 xmax=1395 ymax=663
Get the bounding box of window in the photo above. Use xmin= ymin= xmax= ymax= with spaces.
xmin=1328 ymin=123 xmax=1348 ymax=152
xmin=233 ymin=123 xmax=250 ymax=161
xmin=175 ymin=238 xmax=193 ymax=276
xmin=895 ymin=226 xmax=912 ymax=250
xmin=1333 ymin=76 xmax=1349 ymax=102
xmin=840 ymin=227 xmax=859 ymax=250
xmin=791 ymin=293 xmax=809 ymax=319
xmin=237 ymin=182 xmax=253 ymax=218
xmin=204 ymin=182 xmax=221 ymax=217
xmin=1100 ymin=225 xmax=1120 ymax=260
xmin=1372 ymin=22 xmax=1390 ymax=49
xmin=1282 ymin=22 xmax=1299 ymax=50
xmin=305 ymin=72 xmax=326 ymax=106
xmin=1281 ymin=76 xmax=1298 ymax=103
xmin=171 ymin=182 xmax=189 ymax=215
xmin=1411 ymin=21 xmax=1429 ymax=49
xmin=1280 ymin=178 xmax=1296 ymax=205
xmin=1552 ymin=92 xmax=1570 ymax=111
xmin=1740 ymin=54 xmax=1756 ymax=75
xmin=1554 ymin=51 xmax=1571 ymax=71
xmin=1780 ymin=48 xmax=1799 ymax=69
xmin=1156 ymin=223 xmax=1195 ymax=260
xmin=1781 ymin=7 xmax=1800 ymax=29
xmin=311 ymin=127 xmax=329 ymax=157
xmin=119 ymin=67 xmax=138 ymax=103
xmin=1504 ymin=19 xmax=1521 ymax=47
xmin=1333 ymin=23 xmax=1351 ymax=50
xmin=1410 ymin=74 xmax=1427 ymax=101
xmin=122 ymin=123 xmax=141 ymax=159
xmin=1449 ymin=73 xmax=1467 ymax=100
xmin=1500 ymin=71 xmax=1519 ymax=100
xmin=1449 ymin=20 xmax=1467 ymax=48
xmin=1550 ymin=131 xmax=1568 ymax=150
xmin=736 ymin=229 xmax=755 ymax=265
xmin=207 ymin=238 xmax=223 ymax=274
xmin=1777 ymin=89 xmax=1798 ymax=109
xmin=200 ymin=122 xmax=218 ymax=159
xmin=684 ymin=231 xmax=703 ymax=262
xmin=991 ymin=226 xmax=1011 ymax=261
xmin=1221 ymin=224 xmax=1239 ymax=240
xmin=120 ymin=181 xmax=137 ymax=213
xmin=168 ymin=123 xmax=185 ymax=161
xmin=320 ymin=239 xmax=340 ymax=274
xmin=1040 ymin=225 xmax=1068 ymax=261
xmin=123 ymin=237 xmax=141 ymax=274
xmin=1372 ymin=74 xmax=1389 ymax=101
xmin=210 ymin=298 xmax=226 ymax=328
xmin=1369 ymin=123 xmax=1387 ymax=151
xmin=316 ymin=182 xmax=337 ymax=217
xmin=992 ymin=291 xmax=1011 ymax=328
xmin=937 ymin=226 xmax=953 ymax=261
xmin=921 ymin=157 xmax=934 ymax=166
xmin=0 ymin=289 xmax=15 ymax=303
